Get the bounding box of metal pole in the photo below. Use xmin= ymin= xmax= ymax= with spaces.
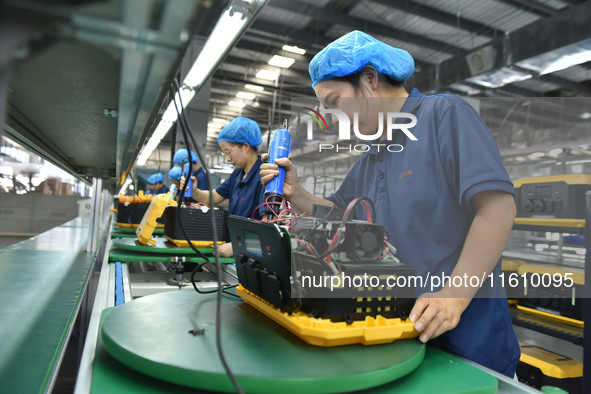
xmin=86 ymin=176 xmax=102 ymax=253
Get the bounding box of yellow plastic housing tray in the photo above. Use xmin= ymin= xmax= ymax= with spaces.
xmin=163 ymin=236 xmax=225 ymax=248
xmin=516 ymin=305 xmax=584 ymax=328
xmin=236 ymin=285 xmax=419 ymax=347
xmin=519 ymin=343 xmax=582 ymax=379
xmin=119 ymin=190 xmax=153 ymax=204
xmin=136 ymin=194 xmax=176 ymax=245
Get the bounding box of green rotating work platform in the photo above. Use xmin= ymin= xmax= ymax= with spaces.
xmin=98 ymin=291 xmax=498 ymax=393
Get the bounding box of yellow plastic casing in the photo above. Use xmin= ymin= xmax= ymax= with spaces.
xmin=519 ymin=343 xmax=582 ymax=379
xmin=236 ymin=285 xmax=418 ymax=347
xmin=136 ymin=194 xmax=176 ymax=245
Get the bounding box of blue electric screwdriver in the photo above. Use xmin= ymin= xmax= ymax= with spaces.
xmin=182 ymin=162 xmax=193 ymax=203
xmin=264 ymin=120 xmax=291 ymax=219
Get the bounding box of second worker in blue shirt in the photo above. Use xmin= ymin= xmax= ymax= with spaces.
xmin=187 ymin=116 xmax=265 ymax=257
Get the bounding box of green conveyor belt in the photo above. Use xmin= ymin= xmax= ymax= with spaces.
xmin=0 ymin=217 xmax=104 ymax=393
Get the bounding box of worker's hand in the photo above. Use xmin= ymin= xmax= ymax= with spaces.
xmin=218 ymin=242 xmax=233 ymax=257
xmin=179 ymin=176 xmax=198 ymax=195
xmin=409 ymin=290 xmax=471 ymax=343
xmin=260 ymin=153 xmax=299 ymax=201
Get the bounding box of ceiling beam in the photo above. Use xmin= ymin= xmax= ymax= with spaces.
xmin=368 ymin=0 xmax=499 ymax=38
xmin=266 ymin=0 xmax=463 ymax=55
xmin=418 ymin=1 xmax=591 ymax=92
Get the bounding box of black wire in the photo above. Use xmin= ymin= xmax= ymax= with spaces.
xmin=171 ymin=80 xmax=243 ymax=394
xmin=169 ymin=85 xmax=210 ymax=263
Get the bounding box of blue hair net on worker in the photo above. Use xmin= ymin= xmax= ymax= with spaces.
xmin=147 ymin=173 xmax=164 ymax=184
xmin=172 ymin=149 xmax=198 ymax=165
xmin=168 ymin=166 xmax=182 ymax=181
xmin=309 ymin=30 xmax=415 ymax=88
xmin=217 ymin=117 xmax=262 ymax=147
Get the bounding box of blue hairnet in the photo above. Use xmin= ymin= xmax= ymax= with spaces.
xmin=168 ymin=166 xmax=182 ymax=181
xmin=172 ymin=149 xmax=198 ymax=165
xmin=217 ymin=117 xmax=262 ymax=147
xmin=309 ymin=30 xmax=415 ymax=88
xmin=147 ymin=173 xmax=164 ymax=184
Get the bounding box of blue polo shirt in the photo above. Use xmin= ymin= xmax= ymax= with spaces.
xmin=216 ymin=156 xmax=264 ymax=221
xmin=193 ymin=167 xmax=209 ymax=190
xmin=328 ymin=89 xmax=520 ymax=377
xmin=155 ymin=184 xmax=169 ymax=195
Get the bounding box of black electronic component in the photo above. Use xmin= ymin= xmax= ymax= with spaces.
xmin=514 ymin=175 xmax=591 ymax=220
xmin=163 ymin=206 xmax=228 ymax=243
xmin=117 ymin=202 xmax=163 ymax=226
xmin=228 ymin=208 xmax=416 ymax=323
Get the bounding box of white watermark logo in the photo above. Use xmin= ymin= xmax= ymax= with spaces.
xmin=302 ymin=107 xmax=418 ymax=153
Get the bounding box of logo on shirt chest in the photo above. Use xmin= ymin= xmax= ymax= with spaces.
xmin=399 ymin=170 xmax=413 ymax=179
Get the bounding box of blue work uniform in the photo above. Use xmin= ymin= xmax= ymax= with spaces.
xmin=328 ymin=89 xmax=520 ymax=377
xmin=215 ymin=156 xmax=264 ymax=221
xmin=155 ymin=184 xmax=169 ymax=195
xmin=193 ymin=167 xmax=209 ymax=190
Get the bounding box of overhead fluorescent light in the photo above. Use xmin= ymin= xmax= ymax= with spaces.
xmin=161 ymin=88 xmax=195 ymax=122
xmin=268 ymin=55 xmax=295 ymax=68
xmin=528 ymin=152 xmax=545 ymax=160
xmin=579 ymin=112 xmax=591 ymax=119
xmin=137 ymin=120 xmax=174 ymax=165
xmin=183 ymin=2 xmax=265 ymax=88
xmin=118 ymin=177 xmax=132 ymax=195
xmin=282 ymin=44 xmax=306 ymax=55
xmin=466 ymin=67 xmax=533 ymax=88
xmin=228 ymin=100 xmax=246 ymax=108
xmin=256 ymin=69 xmax=279 ymax=81
xmin=516 ymin=38 xmax=591 ymax=75
xmin=212 ymin=117 xmax=228 ymax=124
xmin=136 ymin=0 xmax=268 ymax=168
xmin=245 ymin=84 xmax=264 ymax=91
xmin=207 ymin=122 xmax=223 ymax=128
xmin=448 ymin=83 xmax=481 ymax=96
xmin=236 ymin=91 xmax=256 ymax=100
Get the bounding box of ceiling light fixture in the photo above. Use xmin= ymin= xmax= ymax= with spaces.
xmin=236 ymin=91 xmax=256 ymax=100
xmin=135 ymin=0 xmax=267 ymax=168
xmin=245 ymin=84 xmax=264 ymax=91
xmin=255 ymin=69 xmax=279 ymax=81
xmin=268 ymin=55 xmax=295 ymax=68
xmin=282 ymin=44 xmax=306 ymax=55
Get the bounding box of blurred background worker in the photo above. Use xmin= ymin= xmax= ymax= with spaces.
xmin=173 ymin=148 xmax=209 ymax=196
xmin=146 ymin=173 xmax=168 ymax=195
xmin=168 ymin=166 xmax=182 ymax=200
xmin=184 ymin=116 xmax=265 ymax=257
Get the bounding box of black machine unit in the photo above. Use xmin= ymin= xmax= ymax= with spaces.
xmin=163 ymin=206 xmax=228 ymax=242
xmin=514 ymin=174 xmax=591 ymax=220
xmin=117 ymin=202 xmax=163 ymax=226
xmin=228 ymin=214 xmax=416 ymax=323
xmin=517 ymin=344 xmax=583 ymax=394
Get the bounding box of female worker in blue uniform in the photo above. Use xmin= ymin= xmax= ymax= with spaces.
xmin=260 ymin=31 xmax=520 ymax=377
xmin=146 ymin=173 xmax=168 ymax=195
xmin=168 ymin=166 xmax=182 ymax=200
xmin=187 ymin=116 xmax=265 ymax=257
xmin=173 ymin=148 xmax=209 ymax=191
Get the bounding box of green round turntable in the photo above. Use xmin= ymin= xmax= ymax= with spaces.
xmin=101 ymin=291 xmax=425 ymax=393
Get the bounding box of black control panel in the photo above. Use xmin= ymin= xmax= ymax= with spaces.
xmin=514 ymin=178 xmax=590 ymax=219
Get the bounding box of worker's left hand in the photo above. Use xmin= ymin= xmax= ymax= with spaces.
xmin=217 ymin=242 xmax=233 ymax=257
xmin=408 ymin=290 xmax=471 ymax=343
